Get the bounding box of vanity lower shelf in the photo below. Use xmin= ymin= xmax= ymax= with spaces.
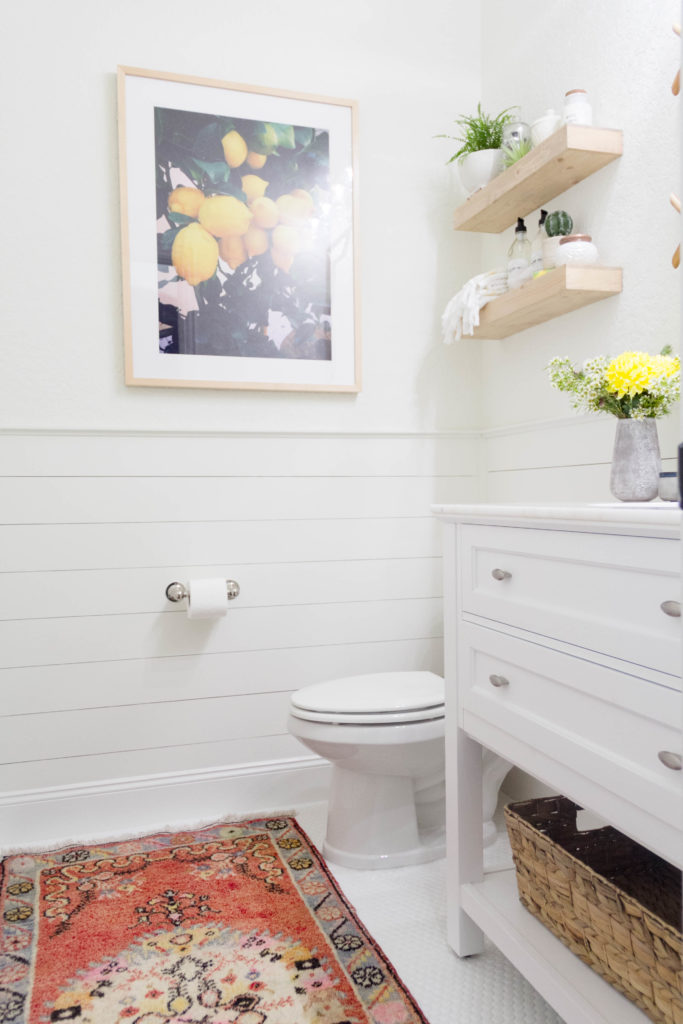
xmin=463 ymin=870 xmax=649 ymax=1024
xmin=471 ymin=264 xmax=622 ymax=339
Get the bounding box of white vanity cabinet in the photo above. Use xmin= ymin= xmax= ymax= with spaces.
xmin=433 ymin=504 xmax=682 ymax=1024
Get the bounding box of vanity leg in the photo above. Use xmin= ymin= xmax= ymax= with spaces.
xmin=446 ymin=727 xmax=485 ymax=955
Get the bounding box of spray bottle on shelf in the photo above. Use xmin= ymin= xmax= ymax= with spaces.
xmin=530 ymin=210 xmax=548 ymax=275
xmin=507 ymin=217 xmax=532 ymax=289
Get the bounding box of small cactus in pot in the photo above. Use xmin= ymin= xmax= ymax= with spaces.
xmin=545 ymin=210 xmax=573 ymax=237
xmin=543 ymin=210 xmax=574 ymax=267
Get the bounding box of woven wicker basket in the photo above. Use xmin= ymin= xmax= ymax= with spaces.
xmin=504 ymin=796 xmax=683 ymax=1024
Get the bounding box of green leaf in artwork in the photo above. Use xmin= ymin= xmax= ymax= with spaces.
xmin=193 ymin=121 xmax=228 ymax=162
xmin=157 ymin=227 xmax=180 ymax=266
xmin=166 ymin=211 xmax=196 ymax=228
xmin=186 ymin=157 xmax=232 ymax=190
xmin=271 ymin=122 xmax=296 ymax=149
xmin=294 ymin=126 xmax=314 ymax=149
xmin=249 ymin=122 xmax=280 ymax=155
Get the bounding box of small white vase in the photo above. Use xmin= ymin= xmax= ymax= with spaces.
xmin=458 ymin=149 xmax=503 ymax=195
xmin=609 ymin=419 xmax=661 ymax=502
xmin=542 ymin=235 xmax=564 ymax=269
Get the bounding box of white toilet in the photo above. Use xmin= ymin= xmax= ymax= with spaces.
xmin=288 ymin=670 xmax=511 ymax=869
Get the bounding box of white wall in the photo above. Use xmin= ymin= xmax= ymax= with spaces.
xmin=475 ymin=0 xmax=680 ymax=501
xmin=0 ymin=0 xmax=483 ymax=843
xmin=1 ymin=0 xmax=481 ymax=434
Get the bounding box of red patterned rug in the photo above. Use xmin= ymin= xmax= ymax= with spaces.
xmin=0 ymin=816 xmax=429 ymax=1024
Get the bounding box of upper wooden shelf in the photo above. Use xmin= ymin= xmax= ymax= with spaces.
xmin=471 ymin=264 xmax=622 ymax=339
xmin=453 ymin=125 xmax=623 ymax=233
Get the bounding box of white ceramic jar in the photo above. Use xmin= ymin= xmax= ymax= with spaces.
xmin=563 ymin=89 xmax=593 ymax=126
xmin=531 ymin=109 xmax=563 ymax=146
xmin=556 ymin=234 xmax=599 ymax=266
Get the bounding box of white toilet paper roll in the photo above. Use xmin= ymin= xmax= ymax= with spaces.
xmin=187 ymin=578 xmax=229 ymax=619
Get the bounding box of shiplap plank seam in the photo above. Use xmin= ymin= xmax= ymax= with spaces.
xmin=0 ymin=635 xmax=444 ymax=673
xmin=0 ymin=475 xmax=469 ymax=525
xmin=1 ymin=736 xmax=289 ymax=767
xmin=0 ymin=554 xmax=441 ymax=571
xmin=0 ymin=637 xmax=444 ymax=718
xmin=0 ymin=593 xmax=444 ymax=623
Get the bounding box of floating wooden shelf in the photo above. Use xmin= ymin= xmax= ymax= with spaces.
xmin=453 ymin=125 xmax=623 ymax=233
xmin=472 ymin=265 xmax=622 ymax=339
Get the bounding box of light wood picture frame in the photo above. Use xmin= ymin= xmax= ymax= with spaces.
xmin=117 ymin=66 xmax=360 ymax=392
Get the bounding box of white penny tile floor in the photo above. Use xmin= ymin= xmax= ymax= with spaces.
xmin=295 ymin=800 xmax=563 ymax=1024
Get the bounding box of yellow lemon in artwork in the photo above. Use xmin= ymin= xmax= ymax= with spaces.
xmin=246 ymin=150 xmax=267 ymax=169
xmin=198 ymin=195 xmax=252 ymax=237
xmin=289 ymin=188 xmax=315 ymax=216
xmin=171 ymin=222 xmax=219 ymax=286
xmin=240 ymin=174 xmax=269 ymax=203
xmin=275 ymin=193 xmax=312 ymax=224
xmin=245 ymin=224 xmax=269 ymax=258
xmin=218 ymin=234 xmax=247 ymax=269
xmin=168 ymin=186 xmax=205 ymax=218
xmin=221 ymin=129 xmax=248 ymax=168
xmin=250 ymin=196 xmax=279 ymax=230
xmin=272 ymin=224 xmax=302 ymax=254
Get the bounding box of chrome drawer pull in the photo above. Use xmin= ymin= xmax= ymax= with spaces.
xmin=660 ymin=600 xmax=681 ymax=617
xmin=658 ymin=750 xmax=682 ymax=771
xmin=489 ymin=674 xmax=510 ymax=688
xmin=491 ymin=569 xmax=511 ymax=581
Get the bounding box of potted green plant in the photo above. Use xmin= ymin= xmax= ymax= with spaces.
xmin=436 ymin=103 xmax=514 ymax=194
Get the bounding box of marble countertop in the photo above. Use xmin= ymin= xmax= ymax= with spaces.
xmin=431 ymin=501 xmax=681 ymax=537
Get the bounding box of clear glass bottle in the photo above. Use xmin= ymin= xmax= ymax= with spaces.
xmin=507 ymin=217 xmax=532 ymax=289
xmin=530 ymin=209 xmax=548 ymax=274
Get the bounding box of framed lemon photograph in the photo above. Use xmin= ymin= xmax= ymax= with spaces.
xmin=117 ymin=67 xmax=360 ymax=391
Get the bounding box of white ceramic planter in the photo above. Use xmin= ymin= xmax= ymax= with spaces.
xmin=458 ymin=149 xmax=503 ymax=195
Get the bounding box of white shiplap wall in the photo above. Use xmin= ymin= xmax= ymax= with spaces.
xmin=0 ymin=429 xmax=479 ymax=846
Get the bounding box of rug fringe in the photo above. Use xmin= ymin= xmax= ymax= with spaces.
xmin=0 ymin=808 xmax=299 ymax=858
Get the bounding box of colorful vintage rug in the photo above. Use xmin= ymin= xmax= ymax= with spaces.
xmin=0 ymin=816 xmax=429 ymax=1024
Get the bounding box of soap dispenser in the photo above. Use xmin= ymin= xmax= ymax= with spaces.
xmin=507 ymin=217 xmax=532 ymax=289
xmin=530 ymin=210 xmax=548 ymax=274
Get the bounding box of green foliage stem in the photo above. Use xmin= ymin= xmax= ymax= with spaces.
xmin=435 ymin=103 xmax=515 ymax=164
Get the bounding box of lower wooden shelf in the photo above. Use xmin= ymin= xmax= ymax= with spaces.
xmin=461 ymin=869 xmax=648 ymax=1024
xmin=472 ymin=265 xmax=622 ymax=339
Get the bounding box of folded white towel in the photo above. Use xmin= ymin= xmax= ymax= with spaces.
xmin=442 ymin=269 xmax=507 ymax=343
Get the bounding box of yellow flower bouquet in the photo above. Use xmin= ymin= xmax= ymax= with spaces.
xmin=547 ymin=348 xmax=680 ymax=419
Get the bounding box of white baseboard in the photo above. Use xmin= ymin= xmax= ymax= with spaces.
xmin=0 ymin=757 xmax=331 ymax=854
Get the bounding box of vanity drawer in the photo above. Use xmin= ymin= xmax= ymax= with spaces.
xmin=460 ymin=623 xmax=682 ymax=832
xmin=459 ymin=524 xmax=680 ymax=679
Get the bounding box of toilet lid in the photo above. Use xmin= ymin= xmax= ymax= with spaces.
xmin=290 ymin=671 xmax=444 ymax=724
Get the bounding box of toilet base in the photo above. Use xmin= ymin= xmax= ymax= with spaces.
xmin=323 ymin=830 xmax=445 ymax=870
xmin=321 ymin=765 xmax=445 ymax=870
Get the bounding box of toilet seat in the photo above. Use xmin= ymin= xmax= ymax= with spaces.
xmin=289 ymin=670 xmax=444 ymax=725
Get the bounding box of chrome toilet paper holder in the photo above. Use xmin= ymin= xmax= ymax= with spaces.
xmin=165 ymin=580 xmax=240 ymax=603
